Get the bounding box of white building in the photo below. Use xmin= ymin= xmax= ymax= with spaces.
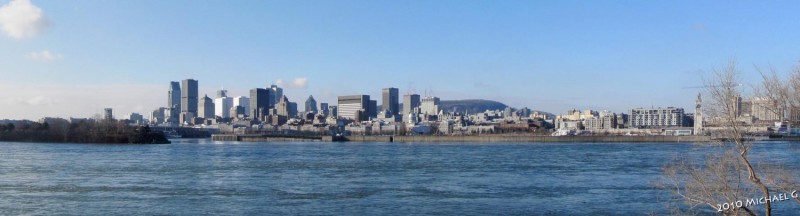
xmin=421 ymin=96 xmax=440 ymax=115
xmin=215 ymin=96 xmax=233 ymax=118
xmin=630 ymin=107 xmax=685 ymax=128
xmin=232 ymin=96 xmax=250 ymax=117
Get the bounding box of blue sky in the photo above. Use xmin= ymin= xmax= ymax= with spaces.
xmin=2 ymin=0 xmax=800 ymax=119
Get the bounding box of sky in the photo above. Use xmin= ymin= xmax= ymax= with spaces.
xmin=2 ymin=0 xmax=800 ymax=120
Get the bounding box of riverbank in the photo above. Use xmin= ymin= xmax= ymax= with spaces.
xmin=213 ymin=134 xmax=712 ymax=143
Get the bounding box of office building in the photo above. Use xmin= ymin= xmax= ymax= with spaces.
xmin=249 ymin=88 xmax=270 ymax=120
xmin=275 ymin=95 xmax=291 ymax=117
xmin=214 ymin=96 xmax=233 ymax=118
xmin=104 ymin=108 xmax=113 ymax=121
xmin=338 ymin=95 xmax=370 ymax=121
xmin=199 ymin=95 xmax=215 ymax=119
xmin=403 ymin=94 xmax=421 ymax=120
xmin=270 ymin=84 xmax=283 ymax=105
xmin=288 ymin=102 xmax=298 ymax=117
xmin=305 ymin=95 xmax=318 ymax=114
xmin=382 ymin=87 xmax=399 ymax=115
xmin=421 ymin=96 xmax=440 ymax=115
xmin=167 ymin=81 xmax=181 ymax=123
xmin=369 ymin=100 xmax=377 ymax=118
xmin=328 ymin=105 xmax=338 ymax=118
xmin=180 ymin=79 xmax=198 ymax=119
xmin=216 ymin=89 xmax=228 ymax=98
xmin=630 ymin=107 xmax=685 ymax=128
xmin=232 ymin=96 xmax=250 ymax=116
xmin=320 ymin=103 xmax=329 ymax=116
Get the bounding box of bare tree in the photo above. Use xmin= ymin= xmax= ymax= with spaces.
xmin=660 ymin=62 xmax=800 ymax=215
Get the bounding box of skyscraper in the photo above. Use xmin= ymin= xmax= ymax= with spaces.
xmin=249 ymin=88 xmax=270 ymax=120
xmin=403 ymin=94 xmax=421 ymax=120
xmin=216 ymin=89 xmax=228 ymax=98
xmin=382 ymin=87 xmax=399 ymax=116
xmin=180 ymin=79 xmax=198 ymax=116
xmin=320 ymin=103 xmax=329 ymax=116
xmin=232 ymin=96 xmax=249 ymax=116
xmin=104 ymin=108 xmax=113 ymax=121
xmin=270 ymin=84 xmax=283 ymax=105
xmin=369 ymin=100 xmax=377 ymax=119
xmin=305 ymin=95 xmax=318 ymax=114
xmin=214 ymin=97 xmax=233 ymax=118
xmin=421 ymin=96 xmax=440 ymax=115
xmin=199 ymin=95 xmax=215 ymax=119
xmin=167 ymin=81 xmax=181 ymax=123
xmin=338 ymin=95 xmax=369 ymax=121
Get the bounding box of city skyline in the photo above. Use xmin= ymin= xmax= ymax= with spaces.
xmin=3 ymin=0 xmax=800 ymax=119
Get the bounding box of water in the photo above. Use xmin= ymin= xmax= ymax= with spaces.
xmin=1 ymin=140 xmax=798 ymax=215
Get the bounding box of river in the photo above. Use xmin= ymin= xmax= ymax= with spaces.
xmin=1 ymin=140 xmax=798 ymax=215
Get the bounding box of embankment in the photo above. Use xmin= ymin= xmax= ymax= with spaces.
xmin=213 ymin=134 xmax=711 ymax=143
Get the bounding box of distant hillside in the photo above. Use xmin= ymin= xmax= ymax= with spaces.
xmin=381 ymin=99 xmax=552 ymax=117
xmin=439 ymin=99 xmax=508 ymax=114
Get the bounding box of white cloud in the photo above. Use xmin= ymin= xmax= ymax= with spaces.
xmin=26 ymin=50 xmax=62 ymax=61
xmin=26 ymin=95 xmax=57 ymax=106
xmin=0 ymin=0 xmax=48 ymax=39
xmin=274 ymin=77 xmax=308 ymax=89
xmin=291 ymin=77 xmax=308 ymax=88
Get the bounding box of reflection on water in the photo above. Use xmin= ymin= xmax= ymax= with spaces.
xmin=0 ymin=140 xmax=798 ymax=215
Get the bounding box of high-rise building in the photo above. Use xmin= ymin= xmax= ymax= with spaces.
xmin=328 ymin=105 xmax=338 ymax=118
xmin=369 ymin=100 xmax=377 ymax=119
xmin=421 ymin=96 xmax=440 ymax=115
xmin=270 ymin=85 xmax=283 ymax=105
xmin=382 ymin=87 xmax=399 ymax=116
xmin=150 ymin=107 xmax=166 ymax=124
xmin=167 ymin=81 xmax=181 ymax=123
xmin=214 ymin=97 xmax=233 ymax=118
xmin=338 ymin=95 xmax=369 ymax=121
xmin=305 ymin=95 xmax=318 ymax=114
xmin=288 ymin=102 xmax=298 ymax=117
xmin=232 ymin=96 xmax=250 ymax=117
xmin=403 ymin=94 xmax=421 ymax=119
xmin=180 ymin=79 xmax=198 ymax=117
xmin=216 ymin=89 xmax=228 ymax=98
xmin=199 ymin=95 xmax=215 ymax=119
xmin=104 ymin=108 xmax=113 ymax=121
xmin=320 ymin=103 xmax=329 ymax=116
xmin=249 ymin=88 xmax=270 ymax=120
xmin=275 ymin=95 xmax=291 ymax=117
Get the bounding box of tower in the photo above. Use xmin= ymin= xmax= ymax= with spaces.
xmin=305 ymin=95 xmax=318 ymax=114
xmin=694 ymin=93 xmax=703 ymax=135
xmin=382 ymin=87 xmax=399 ymax=116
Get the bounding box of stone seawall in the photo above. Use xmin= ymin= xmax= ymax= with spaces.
xmin=214 ymin=134 xmax=711 ymax=143
xmin=344 ymin=135 xmax=711 ymax=143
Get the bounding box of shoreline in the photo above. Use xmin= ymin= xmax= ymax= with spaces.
xmin=212 ymin=134 xmax=713 ymax=143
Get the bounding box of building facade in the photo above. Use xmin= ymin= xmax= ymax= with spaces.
xmin=421 ymin=96 xmax=440 ymax=115
xmin=199 ymin=95 xmax=215 ymax=119
xmin=630 ymin=107 xmax=685 ymax=128
xmin=180 ymin=79 xmax=198 ymax=123
xmin=382 ymin=87 xmax=399 ymax=116
xmin=338 ymin=95 xmax=370 ymax=121
xmin=305 ymin=95 xmax=318 ymax=114
xmin=249 ymin=88 xmax=270 ymax=120
xmin=403 ymin=94 xmax=421 ymax=121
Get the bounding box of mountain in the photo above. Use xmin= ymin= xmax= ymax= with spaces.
xmin=439 ymin=99 xmax=508 ymax=114
xmin=378 ymin=99 xmax=553 ymax=117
